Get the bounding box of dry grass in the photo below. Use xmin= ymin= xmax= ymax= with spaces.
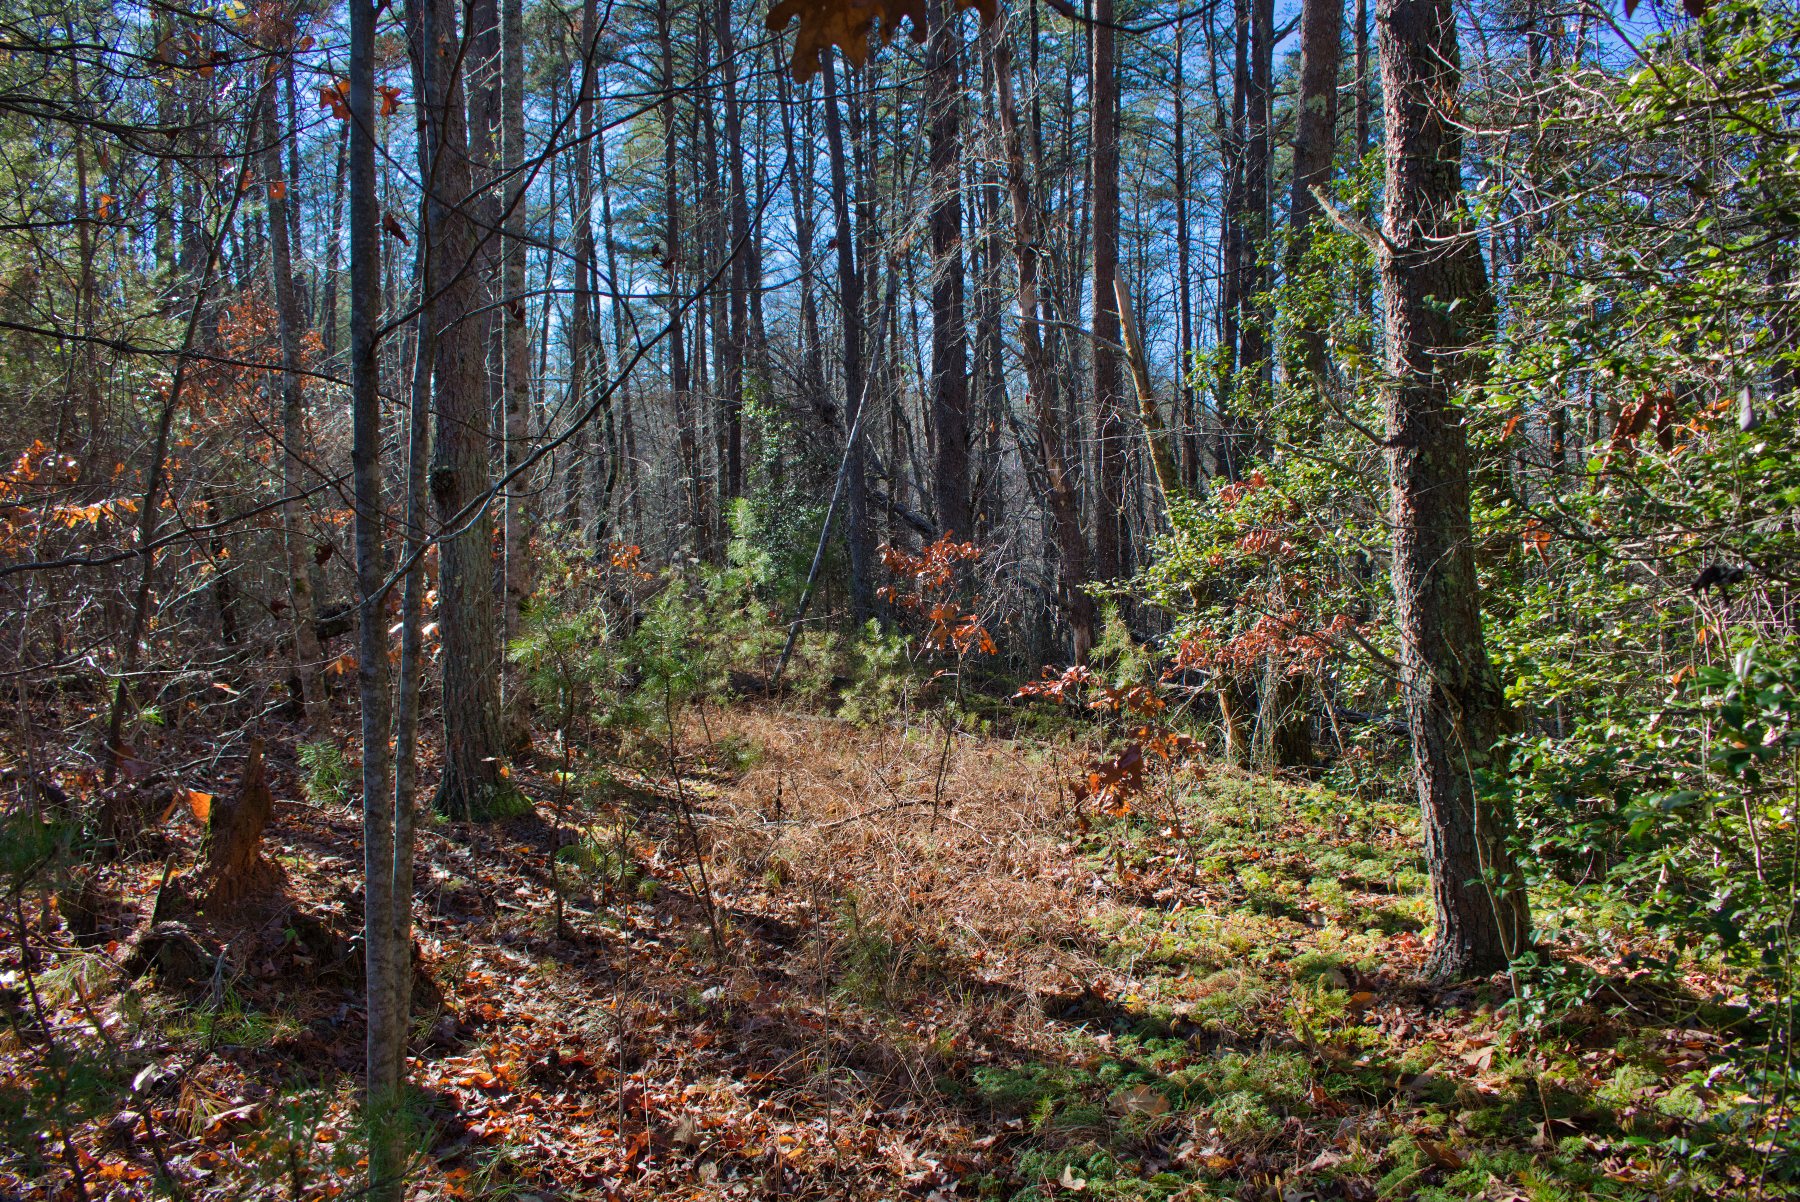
xmin=703 ymin=706 xmax=1101 ymax=999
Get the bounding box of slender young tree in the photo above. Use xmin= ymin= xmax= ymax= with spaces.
xmin=349 ymin=0 xmax=408 ymax=1194
xmin=500 ymin=0 xmax=531 ymax=650
xmin=1376 ymin=0 xmax=1530 ymax=979
xmin=261 ymin=90 xmax=325 ymax=730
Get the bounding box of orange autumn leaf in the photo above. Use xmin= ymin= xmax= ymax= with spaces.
xmin=765 ymin=0 xmax=996 ymax=82
xmin=185 ymin=790 xmax=213 ymax=824
xmin=319 ymin=80 xmax=350 ymax=119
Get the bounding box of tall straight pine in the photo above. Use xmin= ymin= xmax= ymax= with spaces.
xmin=1376 ymin=0 xmax=1530 ymax=979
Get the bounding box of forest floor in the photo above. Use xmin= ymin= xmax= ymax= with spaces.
xmin=2 ymin=699 xmax=1753 ymax=1201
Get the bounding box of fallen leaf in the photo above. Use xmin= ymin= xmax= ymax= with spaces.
xmin=185 ymin=790 xmax=213 ymax=824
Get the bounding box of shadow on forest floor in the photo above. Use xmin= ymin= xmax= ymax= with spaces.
xmin=2 ymin=702 xmax=1766 ymax=1201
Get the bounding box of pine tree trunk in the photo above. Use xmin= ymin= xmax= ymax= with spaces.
xmin=572 ymin=0 xmax=601 ymax=543
xmin=1377 ymin=0 xmax=1530 ymax=980
xmin=415 ymin=0 xmax=509 ymax=821
xmin=658 ymin=0 xmax=698 ymax=548
xmin=1090 ymin=0 xmax=1126 ymax=581
xmin=1173 ymin=18 xmax=1197 ymax=490
xmin=823 ymin=52 xmax=874 ymax=622
xmin=719 ymin=0 xmax=748 ymax=502
xmin=349 ymin=0 xmax=405 ymax=1193
xmin=1286 ymin=0 xmax=1343 ymax=383
xmin=928 ymin=0 xmax=971 ymax=541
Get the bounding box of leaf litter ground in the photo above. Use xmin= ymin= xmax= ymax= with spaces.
xmin=1 ymin=703 xmax=1757 ymax=1200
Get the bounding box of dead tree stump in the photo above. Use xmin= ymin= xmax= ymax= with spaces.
xmin=200 ymin=738 xmax=281 ymax=905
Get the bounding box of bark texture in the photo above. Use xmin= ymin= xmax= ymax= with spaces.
xmin=418 ymin=0 xmax=509 ymax=821
xmin=201 ymin=738 xmax=278 ymax=905
xmin=1377 ymin=0 xmax=1530 ymax=980
xmin=1089 ymin=0 xmax=1126 ymax=581
xmin=1286 ymin=0 xmax=1343 ymax=384
xmin=928 ymin=0 xmax=971 ymax=541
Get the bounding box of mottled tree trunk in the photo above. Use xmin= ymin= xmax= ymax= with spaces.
xmin=1377 ymin=0 xmax=1530 ymax=980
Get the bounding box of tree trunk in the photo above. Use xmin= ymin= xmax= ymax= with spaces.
xmin=1377 ymin=0 xmax=1530 ymax=980
xmin=1090 ymin=0 xmax=1126 ymax=581
xmin=573 ymin=0 xmax=602 ymax=543
xmin=823 ymin=52 xmax=874 ymax=622
xmin=415 ymin=0 xmax=509 ymax=821
xmin=348 ymin=0 xmax=406 ymax=1193
xmin=262 ymin=93 xmax=326 ymax=731
xmin=1286 ymin=0 xmax=1343 ymax=384
xmin=1240 ymin=0 xmax=1273 ymax=423
xmin=719 ymin=0 xmax=748 ymax=502
xmin=993 ymin=18 xmax=1093 ymax=659
xmin=500 ymin=0 xmax=531 ymax=652
xmin=1173 ymin=17 xmax=1198 ymax=490
xmin=928 ymin=0 xmax=971 ymax=540
xmin=658 ymin=0 xmax=698 ymax=549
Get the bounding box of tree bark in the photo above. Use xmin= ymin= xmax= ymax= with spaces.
xmin=573 ymin=0 xmax=603 ymax=542
xmin=823 ymin=52 xmax=874 ymax=622
xmin=719 ymin=0 xmax=748 ymax=502
xmin=1090 ymin=0 xmax=1126 ymax=581
xmin=414 ymin=0 xmax=509 ymax=821
xmin=200 ymin=738 xmax=278 ymax=905
xmin=1377 ymin=0 xmax=1530 ymax=980
xmin=1286 ymin=0 xmax=1343 ymax=384
xmin=658 ymin=0 xmax=699 ymax=548
xmin=500 ymin=0 xmax=531 ymax=651
xmin=928 ymin=0 xmax=971 ymax=541
xmin=348 ymin=0 xmax=406 ymax=1192
xmin=1173 ymin=17 xmax=1198 ymax=490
